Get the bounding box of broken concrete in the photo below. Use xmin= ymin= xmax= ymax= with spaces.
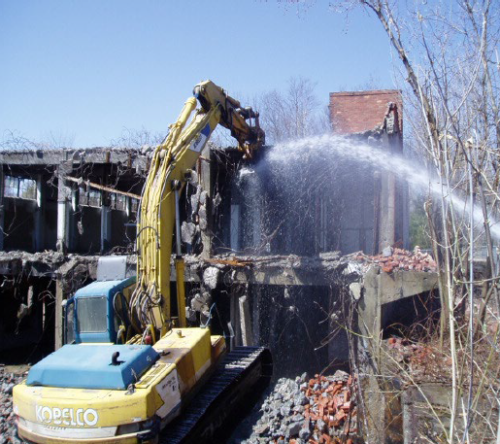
xmin=0 ymin=366 xmax=25 ymax=444
xmin=233 ymin=371 xmax=361 ymax=444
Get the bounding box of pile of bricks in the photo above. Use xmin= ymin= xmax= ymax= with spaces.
xmin=245 ymin=371 xmax=360 ymax=444
xmin=352 ymin=247 xmax=437 ymax=273
xmin=299 ymin=372 xmax=357 ymax=444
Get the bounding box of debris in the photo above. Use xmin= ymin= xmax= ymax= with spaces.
xmin=198 ymin=204 xmax=208 ymax=231
xmin=348 ymin=283 xmax=362 ymax=301
xmin=241 ymin=371 xmax=359 ymax=444
xmin=0 ymin=366 xmax=25 ymax=443
xmin=212 ymin=192 xmax=222 ymax=208
xmin=382 ymin=246 xmax=393 ymax=257
xmin=386 ymin=337 xmax=451 ymax=383
xmin=181 ymin=221 xmax=198 ymax=245
xmin=350 ymin=248 xmax=437 ymax=273
xmin=202 ymin=267 xmax=220 ymax=290
xmin=206 ymin=258 xmax=253 ymax=267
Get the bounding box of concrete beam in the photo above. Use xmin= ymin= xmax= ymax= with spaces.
xmin=179 ymin=260 xmax=342 ymax=286
xmin=224 ymin=267 xmax=332 ymax=286
xmin=0 ymin=252 xmax=338 ymax=286
xmin=377 ymin=269 xmax=439 ymax=305
xmin=0 ymin=148 xmax=148 ymax=170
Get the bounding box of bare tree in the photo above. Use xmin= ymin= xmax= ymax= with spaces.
xmin=323 ymin=0 xmax=500 ymax=442
xmin=257 ymin=76 xmax=329 ymax=144
xmin=206 ymin=77 xmax=329 ymax=148
xmin=110 ymin=127 xmax=165 ymax=149
xmin=0 ymin=130 xmax=53 ymax=151
xmin=266 ymin=0 xmax=500 ymax=441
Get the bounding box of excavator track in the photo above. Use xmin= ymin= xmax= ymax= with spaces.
xmin=160 ymin=346 xmax=272 ymax=444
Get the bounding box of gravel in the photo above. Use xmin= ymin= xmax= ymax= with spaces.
xmin=0 ymin=365 xmax=25 ymax=444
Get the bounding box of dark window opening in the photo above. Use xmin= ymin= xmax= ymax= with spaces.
xmin=131 ymin=198 xmax=139 ymax=213
xmin=79 ymin=188 xmax=101 ymax=208
xmin=110 ymin=194 xmax=127 ymax=211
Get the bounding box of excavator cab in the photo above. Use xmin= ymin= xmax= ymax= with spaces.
xmin=64 ymin=276 xmax=136 ymax=345
xmin=63 ymin=256 xmax=136 ymax=345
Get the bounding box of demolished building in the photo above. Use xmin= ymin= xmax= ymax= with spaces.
xmin=0 ymin=148 xmax=146 ymax=356
xmin=0 ymin=90 xmax=437 ymax=388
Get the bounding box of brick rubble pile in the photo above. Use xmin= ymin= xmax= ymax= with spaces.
xmin=302 ymin=373 xmax=357 ymax=443
xmin=386 ymin=337 xmax=451 ymax=383
xmin=352 ymin=247 xmax=437 ymax=273
xmin=243 ymin=371 xmax=358 ymax=444
xmin=0 ymin=366 xmax=23 ymax=444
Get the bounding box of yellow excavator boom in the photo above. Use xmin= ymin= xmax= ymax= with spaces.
xmin=131 ymin=80 xmax=264 ymax=335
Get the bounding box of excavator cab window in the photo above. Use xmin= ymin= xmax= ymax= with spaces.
xmin=77 ymin=296 xmax=108 ymax=333
xmin=64 ymin=298 xmax=75 ymax=344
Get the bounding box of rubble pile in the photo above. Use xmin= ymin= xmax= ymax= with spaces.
xmin=0 ymin=366 xmax=23 ymax=444
xmin=243 ymin=371 xmax=358 ymax=444
xmin=386 ymin=337 xmax=451 ymax=383
xmin=351 ymin=247 xmax=437 ymax=273
xmin=302 ymin=373 xmax=357 ymax=443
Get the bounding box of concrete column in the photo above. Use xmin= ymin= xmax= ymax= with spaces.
xmin=378 ymin=134 xmax=397 ymax=252
xmin=237 ymin=168 xmax=262 ymax=250
xmin=402 ymin=179 xmax=410 ymax=250
xmin=229 ymin=291 xmax=238 ymax=349
xmin=380 ymin=173 xmax=396 ymax=250
xmin=238 ymin=294 xmax=253 ymax=346
xmin=358 ymin=268 xmax=382 ymax=357
xmin=357 ymin=269 xmax=385 ymax=442
xmin=34 ymin=174 xmax=44 ymax=251
xmin=372 ymin=172 xmax=381 ymax=255
xmin=101 ymin=203 xmax=111 ymax=253
xmin=230 ymin=204 xmax=240 ymax=252
xmin=56 ymin=165 xmax=71 ymax=253
xmin=200 ymin=147 xmax=212 ymax=259
xmin=55 ymin=280 xmax=64 ymax=350
xmin=0 ymin=167 xmax=4 ymax=250
xmin=251 ymin=286 xmax=260 ymax=345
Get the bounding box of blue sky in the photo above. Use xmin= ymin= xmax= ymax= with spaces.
xmin=0 ymin=1 xmax=395 ymax=147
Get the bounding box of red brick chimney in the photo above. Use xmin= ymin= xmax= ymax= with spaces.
xmin=329 ymin=90 xmax=402 ymax=134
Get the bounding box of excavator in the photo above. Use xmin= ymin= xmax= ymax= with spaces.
xmin=13 ymin=80 xmax=272 ymax=444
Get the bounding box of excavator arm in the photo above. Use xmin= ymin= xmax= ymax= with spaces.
xmin=131 ymin=80 xmax=265 ymax=336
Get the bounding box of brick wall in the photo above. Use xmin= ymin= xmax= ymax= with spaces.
xmin=329 ymin=90 xmax=402 ymax=134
